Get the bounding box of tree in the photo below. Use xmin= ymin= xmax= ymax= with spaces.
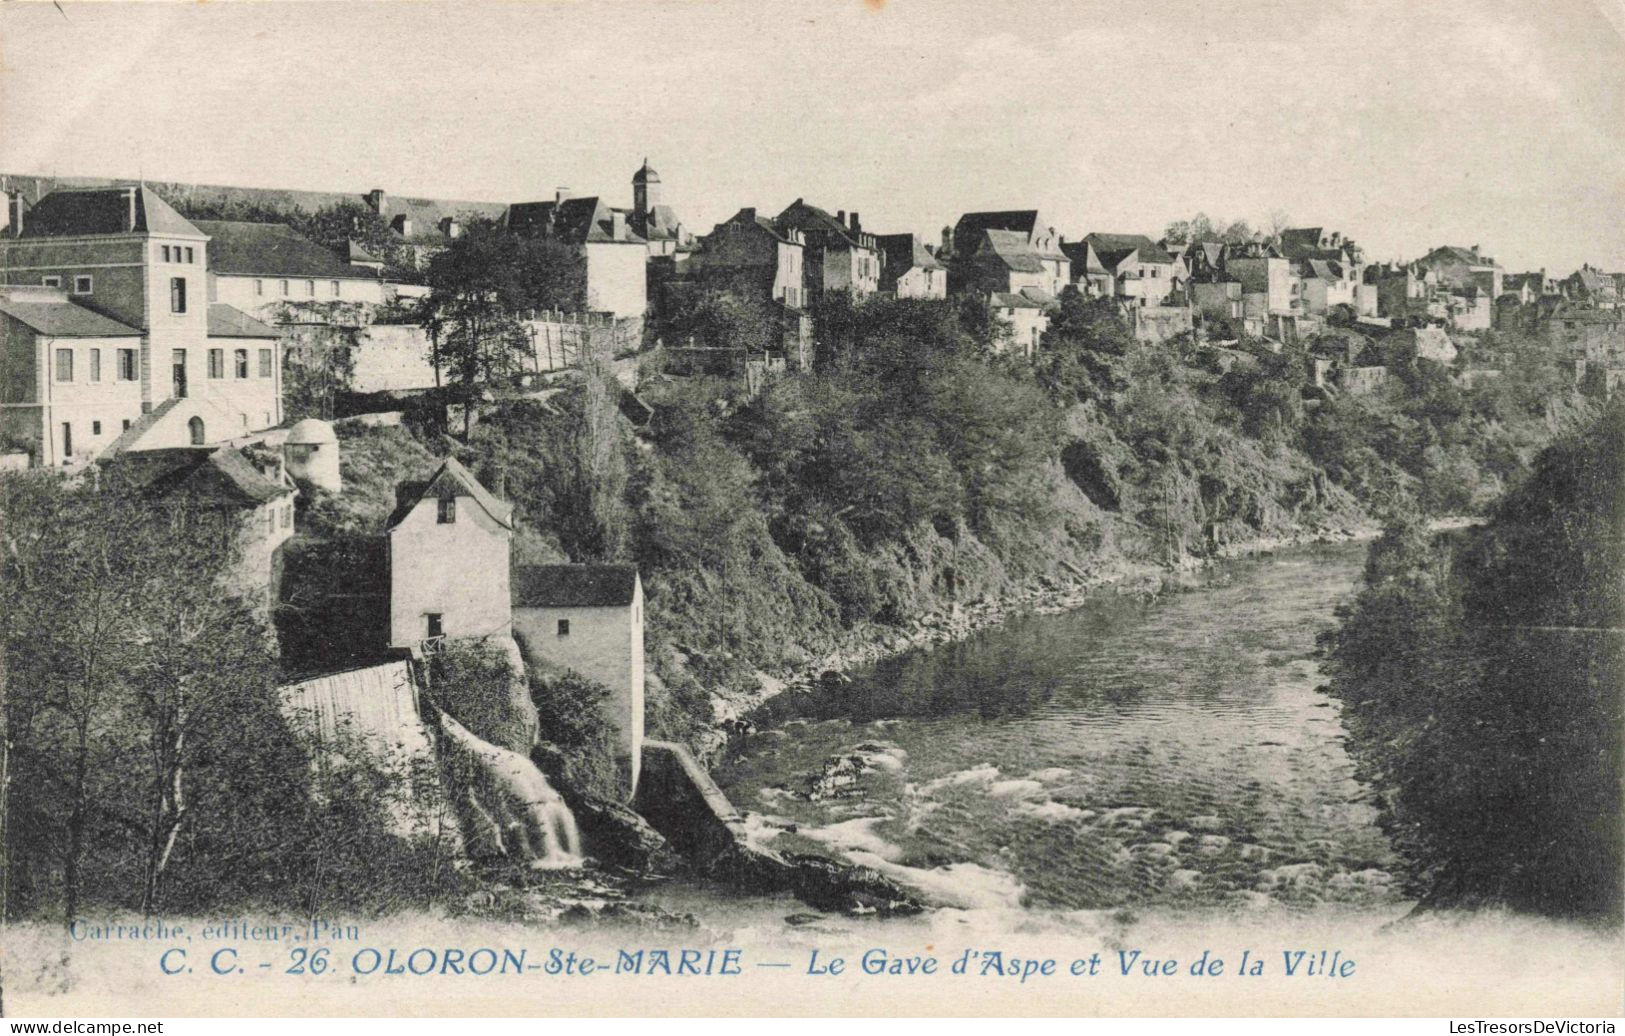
xmin=418 ymin=219 xmax=579 ymax=437
xmin=0 ymin=467 xmax=278 ymax=921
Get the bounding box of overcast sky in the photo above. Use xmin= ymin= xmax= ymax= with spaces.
xmin=3 ymin=0 xmax=1622 ymax=272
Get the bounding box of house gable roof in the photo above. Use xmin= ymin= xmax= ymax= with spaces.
xmin=513 ymin=564 xmax=639 ymax=609
xmin=775 ymin=199 xmax=869 ymax=251
xmin=1085 ymin=232 xmax=1174 ymax=265
xmin=109 ymin=446 xmax=292 ymax=509
xmin=507 ymin=196 xmax=646 ymax=245
xmin=874 ymin=233 xmax=944 ymax=283
xmin=195 ymin=219 xmax=377 ymax=281
xmin=18 ymin=185 xmax=203 ymax=239
xmin=0 ymin=294 xmax=142 ymax=337
xmin=207 ymin=303 xmax=280 ymax=339
xmin=386 ymin=456 xmax=514 ymax=530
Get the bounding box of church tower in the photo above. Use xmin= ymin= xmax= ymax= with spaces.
xmin=632 ymin=158 xmax=660 ymax=222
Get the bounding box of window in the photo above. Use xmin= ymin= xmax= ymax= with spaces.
xmin=162 ymin=246 xmax=172 ymax=262
xmin=258 ymin=349 xmax=273 ymax=378
xmin=92 ymin=420 xmax=102 ymax=435
xmin=208 ymin=349 xmax=224 ymax=379
xmin=90 ymin=349 xmax=101 ymax=382
xmin=304 ymin=280 xmax=316 ymax=297
xmin=267 ymin=510 xmax=275 ymax=533
xmin=330 ymin=280 xmax=340 ymax=297
xmin=187 ymin=416 xmax=205 ymax=445
xmin=254 ymin=279 xmax=265 ymax=297
xmin=118 ymin=348 xmax=137 ymax=381
xmin=282 ymin=503 xmax=292 ymax=529
xmin=280 ymin=280 xmax=290 ymax=296
xmin=556 ymin=619 xmax=570 ymax=637
xmin=73 ymin=275 xmax=92 ymax=294
xmin=170 ymin=277 xmax=187 ymax=313
xmin=42 ymin=275 xmax=60 ymax=288
xmin=437 ymin=498 xmax=456 ymax=524
xmin=122 ymin=419 xmax=131 ymax=431
xmin=55 ymin=348 xmax=73 ymax=382
xmin=426 ymin=613 xmax=444 ymax=639
xmin=235 ymin=349 xmax=249 ymax=378
xmin=184 ymin=247 xmax=194 ymax=264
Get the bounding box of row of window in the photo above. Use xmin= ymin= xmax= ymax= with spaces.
xmin=206 ymin=347 xmax=276 ymax=380
xmin=53 ymin=347 xmax=139 ymax=383
xmin=40 ymin=274 xmax=95 ymax=294
xmin=53 ymin=346 xmax=273 ymax=382
xmin=255 ymin=278 xmax=343 ymax=299
xmin=57 ymin=417 xmax=135 ymax=462
xmin=266 ymin=501 xmax=293 ymax=534
xmin=160 ymin=245 xmax=197 ymax=264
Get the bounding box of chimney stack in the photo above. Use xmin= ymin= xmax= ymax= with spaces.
xmin=837 ymin=210 xmax=845 ymax=226
xmin=611 ymin=210 xmax=626 ymax=239
xmin=0 ymin=190 xmax=10 ymax=236
xmin=556 ymin=187 xmax=571 ymax=207
xmin=126 ymin=186 xmax=138 ymax=232
xmin=941 ymin=225 xmax=953 ymax=257
xmin=368 ymin=188 xmax=386 ymax=214
xmin=850 ymin=212 xmax=861 ymax=232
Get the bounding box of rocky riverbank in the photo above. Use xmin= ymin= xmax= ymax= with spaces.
xmin=698 ymin=517 xmax=1435 ymax=759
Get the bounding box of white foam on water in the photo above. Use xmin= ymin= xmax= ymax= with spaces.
xmin=797 ymin=815 xmax=905 ymax=861
xmin=917 ymin=763 xmax=1001 ymax=795
xmin=988 ymin=778 xmax=1046 ymax=798
xmin=1012 ymin=799 xmax=1087 ymax=822
xmin=438 ymin=712 xmax=582 ymax=869
xmin=842 ymin=849 xmax=1027 ymax=910
xmin=1026 ymin=767 xmax=1074 ymax=782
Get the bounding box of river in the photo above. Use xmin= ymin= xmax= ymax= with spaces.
xmin=703 ymin=541 xmax=1399 ymax=915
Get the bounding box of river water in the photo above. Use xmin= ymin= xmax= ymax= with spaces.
xmin=708 ymin=542 xmax=1399 ymax=914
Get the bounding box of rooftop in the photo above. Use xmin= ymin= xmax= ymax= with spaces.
xmin=17 ymin=185 xmax=202 ymax=239
xmin=513 ymin=564 xmax=639 ymax=609
xmin=206 ymin=303 xmax=280 ymax=339
xmin=196 ymin=219 xmax=380 ymax=281
xmin=0 ymin=291 xmax=142 ymax=337
xmin=109 ymin=446 xmax=292 ymax=509
xmin=387 ymin=456 xmax=515 ymax=530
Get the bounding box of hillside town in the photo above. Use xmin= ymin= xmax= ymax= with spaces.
xmin=3 ymin=163 xmax=1622 ymax=475
xmin=0 ymin=157 xmax=1618 ymax=937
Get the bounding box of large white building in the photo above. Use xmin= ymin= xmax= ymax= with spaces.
xmin=0 ymin=186 xmax=284 ymax=466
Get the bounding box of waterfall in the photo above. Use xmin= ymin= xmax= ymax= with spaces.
xmin=438 ymin=711 xmax=583 ymax=869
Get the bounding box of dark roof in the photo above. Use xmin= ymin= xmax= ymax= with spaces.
xmin=1422 ymin=245 xmax=1496 ymax=268
xmin=989 ymin=290 xmax=1045 ymax=310
xmin=207 ymin=303 xmax=280 ymax=339
xmin=954 ymin=210 xmax=1040 ymax=241
xmin=3 ymin=174 xmax=506 ymax=247
xmin=513 ymin=564 xmax=639 ymax=608
xmin=18 ymin=186 xmax=202 ymax=238
xmin=977 ymin=229 xmax=1047 ymax=273
xmin=507 ymin=196 xmax=645 ymax=245
xmin=386 ymin=456 xmax=514 ymax=530
xmin=875 ymin=232 xmax=944 ymax=284
xmin=1084 ymin=232 xmax=1174 ymax=264
xmin=109 ymin=446 xmax=292 ymax=509
xmin=774 ymin=199 xmax=871 ymax=251
xmin=195 ymin=220 xmax=375 ymax=280
xmin=708 ymin=208 xmax=800 ymax=246
xmin=632 ymin=159 xmax=660 ymax=185
xmin=636 ymin=203 xmax=684 ymax=242
xmin=0 ymin=294 xmax=142 ymax=337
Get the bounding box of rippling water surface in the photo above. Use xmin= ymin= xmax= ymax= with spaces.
xmin=711 ymin=542 xmax=1399 ymax=913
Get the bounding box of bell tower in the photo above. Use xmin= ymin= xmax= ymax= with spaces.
xmin=632 ymin=158 xmax=660 ymax=221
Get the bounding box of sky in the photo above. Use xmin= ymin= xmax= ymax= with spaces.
xmin=3 ymin=0 xmax=1623 ymax=273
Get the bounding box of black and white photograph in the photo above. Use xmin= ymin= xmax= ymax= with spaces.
xmin=0 ymin=0 xmax=1620 ymax=1023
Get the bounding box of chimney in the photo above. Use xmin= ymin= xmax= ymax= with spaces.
xmin=611 ymin=210 xmax=626 ymax=239
xmin=0 ymin=190 xmax=9 ymax=236
xmin=837 ymin=210 xmax=845 ymax=226
xmin=127 ymin=186 xmax=138 ymax=232
xmin=442 ymin=217 xmax=461 ymax=239
xmin=739 ymin=207 xmax=756 ymax=222
xmin=942 ymin=225 xmax=953 ymax=257
xmin=556 ymin=187 xmax=571 ymax=207
xmin=850 ymin=212 xmax=861 ymax=232
xmin=368 ymin=188 xmax=386 ymax=214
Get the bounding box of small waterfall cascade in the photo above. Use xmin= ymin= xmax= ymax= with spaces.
xmin=438 ymin=711 xmax=583 ymax=869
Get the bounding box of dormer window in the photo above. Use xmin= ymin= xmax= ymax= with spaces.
xmin=437 ymin=498 xmax=456 ymax=524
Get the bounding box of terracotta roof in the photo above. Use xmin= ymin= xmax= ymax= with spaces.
xmin=386 ymin=456 xmax=514 ymax=530
xmin=207 ymin=303 xmax=280 ymax=339
xmin=17 ymin=185 xmax=202 ymax=238
xmin=196 ymin=220 xmax=376 ymax=280
xmin=109 ymin=446 xmax=292 ymax=509
xmin=0 ymin=294 xmax=142 ymax=337
xmin=513 ymin=564 xmax=639 ymax=609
